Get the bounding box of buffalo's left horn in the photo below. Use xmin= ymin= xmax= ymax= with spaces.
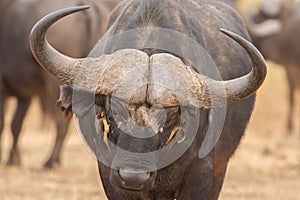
xmin=216 ymin=28 xmax=267 ymax=104
xmin=195 ymin=29 xmax=267 ymax=108
xmin=147 ymin=29 xmax=266 ymax=108
xmin=150 ymin=29 xmax=267 ymax=108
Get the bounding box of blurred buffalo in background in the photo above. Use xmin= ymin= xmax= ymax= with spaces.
xmin=0 ymin=0 xmax=120 ymax=168
xmin=245 ymin=0 xmax=300 ymax=137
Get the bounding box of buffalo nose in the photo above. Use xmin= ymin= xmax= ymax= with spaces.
xmin=118 ymin=168 xmax=151 ymax=190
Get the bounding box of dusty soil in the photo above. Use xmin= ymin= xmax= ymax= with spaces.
xmin=0 ymin=63 xmax=299 ymax=200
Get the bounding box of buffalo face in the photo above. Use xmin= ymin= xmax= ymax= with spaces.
xmin=30 ymin=5 xmax=267 ymax=194
xmin=72 ymin=90 xmax=200 ymax=190
xmin=93 ymin=95 xmax=181 ymax=190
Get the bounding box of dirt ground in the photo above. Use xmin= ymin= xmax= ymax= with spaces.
xmin=0 ymin=63 xmax=299 ymax=200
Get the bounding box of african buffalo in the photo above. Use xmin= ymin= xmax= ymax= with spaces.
xmin=245 ymin=0 xmax=300 ymax=136
xmin=31 ymin=0 xmax=266 ymax=199
xmin=0 ymin=0 xmax=119 ymax=168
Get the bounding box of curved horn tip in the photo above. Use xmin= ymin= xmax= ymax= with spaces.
xmin=30 ymin=5 xmax=90 ymax=85
xmin=219 ymin=28 xmax=248 ymax=46
xmin=219 ymin=28 xmax=245 ymax=42
xmin=72 ymin=5 xmax=91 ymax=11
xmin=216 ymin=28 xmax=267 ymax=103
xmin=219 ymin=28 xmax=266 ymax=61
xmin=219 ymin=28 xmax=232 ymax=35
xmin=30 ymin=5 xmax=91 ymax=39
xmin=34 ymin=5 xmax=90 ymax=25
xmin=61 ymin=5 xmax=91 ymax=12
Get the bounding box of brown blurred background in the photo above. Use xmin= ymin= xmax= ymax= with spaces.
xmin=0 ymin=0 xmax=299 ymax=199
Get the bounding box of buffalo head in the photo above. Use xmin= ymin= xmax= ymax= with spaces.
xmin=30 ymin=5 xmax=266 ymax=193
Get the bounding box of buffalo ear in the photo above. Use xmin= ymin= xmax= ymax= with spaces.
xmin=56 ymin=85 xmax=74 ymax=119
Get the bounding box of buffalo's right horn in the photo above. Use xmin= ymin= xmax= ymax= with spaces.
xmin=30 ymin=6 xmax=149 ymax=100
xmin=30 ymin=6 xmax=90 ymax=85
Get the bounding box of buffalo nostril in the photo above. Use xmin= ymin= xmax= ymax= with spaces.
xmin=119 ymin=168 xmax=151 ymax=186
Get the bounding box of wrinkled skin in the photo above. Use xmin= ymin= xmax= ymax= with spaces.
xmin=0 ymin=0 xmax=119 ymax=168
xmin=246 ymin=1 xmax=300 ymax=136
xmin=52 ymin=0 xmax=261 ymax=199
